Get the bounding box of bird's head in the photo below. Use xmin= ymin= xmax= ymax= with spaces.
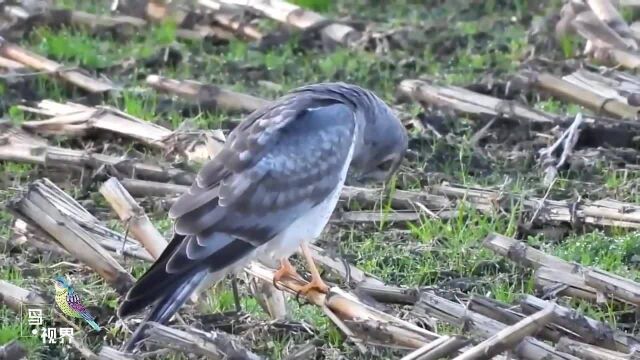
xmin=53 ymin=276 xmax=69 ymax=292
xmin=286 ymin=82 xmax=408 ymax=186
xmin=348 ymin=89 xmax=408 ymax=186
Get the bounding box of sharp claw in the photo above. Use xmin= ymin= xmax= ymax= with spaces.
xmin=272 ymin=277 xmax=282 ymax=290
xmin=296 ymin=278 xmax=330 ymax=296
xmin=294 ymin=289 xmax=312 ymax=307
xmin=272 ymin=258 xmax=301 ymax=289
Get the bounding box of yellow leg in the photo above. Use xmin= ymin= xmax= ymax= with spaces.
xmin=297 ymin=243 xmax=329 ymax=295
xmin=273 ymin=257 xmax=302 ymax=283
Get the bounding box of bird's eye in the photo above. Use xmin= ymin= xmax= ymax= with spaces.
xmin=377 ymin=159 xmax=394 ymax=172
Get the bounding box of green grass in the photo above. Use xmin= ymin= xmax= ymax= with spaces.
xmin=1 ymin=0 xmax=640 ymax=358
xmin=0 ymin=271 xmax=48 ymax=357
xmin=341 ymin=201 xmax=518 ymax=288
xmin=554 ymin=231 xmax=640 ymax=279
xmin=0 ymin=318 xmax=43 ymax=357
xmin=290 ymin=0 xmax=331 ymax=12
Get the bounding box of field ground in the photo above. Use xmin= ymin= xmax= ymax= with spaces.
xmin=1 ymin=0 xmax=639 ymax=359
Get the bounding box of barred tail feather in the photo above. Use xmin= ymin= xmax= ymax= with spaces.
xmin=122 ymin=269 xmax=209 ymax=352
xmin=119 ymin=231 xmax=257 ymax=352
xmin=77 ymin=310 xmax=100 ymax=331
xmin=85 ymin=318 xmax=100 ymax=332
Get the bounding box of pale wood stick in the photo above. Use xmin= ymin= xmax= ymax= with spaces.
xmin=397 ymin=79 xmax=558 ymax=124
xmin=245 ymin=262 xmax=440 ymax=350
xmin=6 ymin=178 xmax=135 ymax=295
xmin=20 ymin=101 xmax=171 ymax=149
xmin=144 ymin=322 xmax=262 ymax=359
xmin=247 ymin=276 xmax=288 ymax=319
xmin=483 ymin=233 xmax=582 ymax=273
xmin=586 ymin=0 xmax=636 ymax=45
xmin=0 ymin=280 xmax=46 ymax=313
xmin=10 ymin=199 xmax=154 ymax=263
xmin=520 ymin=295 xmax=639 ymax=353
xmin=413 ymin=292 xmax=580 ymax=360
xmin=468 ymin=295 xmax=562 ymax=343
xmin=211 ymin=10 xmax=264 ymax=40
xmin=215 ymin=0 xmax=361 ymax=45
xmin=534 ymin=266 xmax=599 ymax=302
xmin=118 ymin=178 xmax=189 ymax=197
xmin=19 ymin=101 xmax=224 ymax=164
xmin=0 ymin=37 xmax=113 ymax=93
xmin=0 ymin=128 xmax=195 ymax=185
xmin=146 ymin=74 xmax=270 ymax=113
xmin=584 ymin=268 xmax=640 ymax=306
xmin=555 ymin=337 xmax=635 ymax=360
xmin=99 ymin=177 xmax=168 ymax=260
xmin=0 ymin=55 xmax=25 ymax=69
xmin=484 ymin=233 xmax=639 ymax=306
xmin=518 ymin=71 xmax=639 ymax=119
xmin=451 ymin=304 xmax=556 ymax=360
xmin=97 ymin=346 xmax=136 ymax=360
xmin=400 ymin=335 xmax=469 ymax=360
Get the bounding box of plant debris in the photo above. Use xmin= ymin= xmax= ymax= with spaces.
xmin=1 ymin=0 xmax=640 ymax=359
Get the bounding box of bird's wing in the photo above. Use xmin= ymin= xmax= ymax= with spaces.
xmin=119 ymin=94 xmax=357 ymax=319
xmin=67 ymin=292 xmax=95 ymax=320
xmin=166 ymin=97 xmax=356 ymax=267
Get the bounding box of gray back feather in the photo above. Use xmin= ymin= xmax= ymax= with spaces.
xmin=168 ymin=83 xmax=369 ymax=247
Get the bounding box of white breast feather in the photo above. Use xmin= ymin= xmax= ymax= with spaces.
xmin=255 ymin=124 xmax=357 ymax=263
xmin=197 ymin=119 xmax=358 ymax=291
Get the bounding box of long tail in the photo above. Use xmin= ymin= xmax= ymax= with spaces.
xmin=122 ymin=269 xmax=209 ymax=351
xmin=84 ymin=318 xmax=101 ymax=332
xmin=118 ymin=232 xmax=256 ymax=352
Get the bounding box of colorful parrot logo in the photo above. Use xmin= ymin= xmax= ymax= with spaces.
xmin=52 ymin=276 xmax=100 ymax=332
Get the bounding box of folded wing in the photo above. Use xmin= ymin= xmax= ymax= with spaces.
xmin=119 ymin=96 xmax=357 ymax=320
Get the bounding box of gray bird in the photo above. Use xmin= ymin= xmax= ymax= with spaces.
xmin=118 ymin=82 xmax=408 ymax=351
